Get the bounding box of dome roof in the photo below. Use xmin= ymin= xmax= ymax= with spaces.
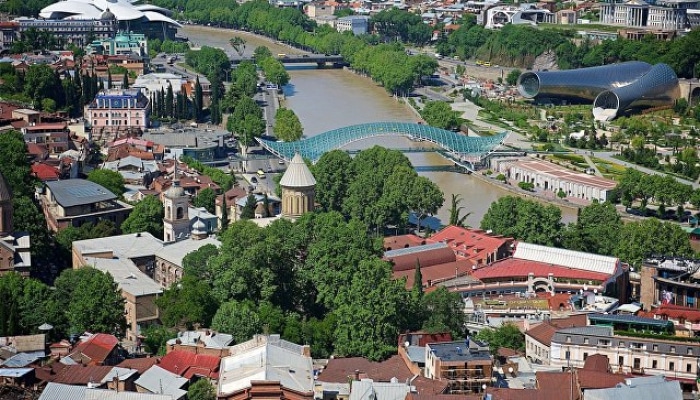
xmin=279 ymin=153 xmax=316 ymax=188
xmin=0 ymin=172 xmax=12 ymax=203
xmin=100 ymin=7 xmax=115 ymax=20
xmin=192 ymin=218 xmax=207 ymax=233
xmin=164 ymin=181 xmax=185 ymax=198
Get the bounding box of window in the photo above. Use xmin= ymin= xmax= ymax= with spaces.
xmin=671 ymin=346 xmax=676 ymax=354
xmin=619 ymin=341 xmax=625 ymax=347
xmin=583 ymin=353 xmax=588 ymax=360
xmin=633 ymin=358 xmax=640 ymax=369
xmin=565 ymin=351 xmax=571 ymax=361
xmin=618 ymin=356 xmax=624 ymax=366
xmin=669 ymin=362 xmax=675 ymax=371
xmin=566 ymin=336 xmax=571 ymax=343
xmin=652 ymin=360 xmax=658 ymax=369
xmin=687 ymin=363 xmax=692 ymax=373
xmin=653 ymin=344 xmax=659 ymax=352
xmin=583 ymin=338 xmax=589 ymax=344
xmin=598 ymin=339 xmax=611 ymax=347
xmin=688 ymin=348 xmax=693 ymax=356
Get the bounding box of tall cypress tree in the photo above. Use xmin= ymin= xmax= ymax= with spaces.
xmin=165 ymin=82 xmax=174 ymax=119
xmin=413 ymin=259 xmax=423 ymax=297
xmin=221 ymin=194 xmax=229 ymax=231
xmin=107 ymin=69 xmax=113 ymax=89
xmin=122 ymin=71 xmax=129 ymax=89
xmin=194 ymin=76 xmax=203 ymax=121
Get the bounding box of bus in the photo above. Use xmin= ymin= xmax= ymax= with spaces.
xmin=256 ymin=170 xmax=266 ymax=179
xmin=277 ymin=53 xmax=287 ymax=58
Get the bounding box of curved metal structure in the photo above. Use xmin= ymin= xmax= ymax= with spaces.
xmin=517 ymin=62 xmax=652 ymax=102
xmin=593 ymin=63 xmax=680 ymax=121
xmin=256 ymin=122 xmax=507 ymax=162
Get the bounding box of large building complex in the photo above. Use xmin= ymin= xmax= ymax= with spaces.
xmin=85 ymin=89 xmax=150 ymax=133
xmin=39 ymin=0 xmax=181 ymax=39
xmin=15 ymin=16 xmax=116 ymax=47
xmin=492 ymin=157 xmax=618 ymax=202
xmin=599 ymin=0 xmax=699 ymax=30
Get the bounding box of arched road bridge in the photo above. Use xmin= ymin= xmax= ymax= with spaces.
xmin=255 ymin=122 xmax=508 ymax=168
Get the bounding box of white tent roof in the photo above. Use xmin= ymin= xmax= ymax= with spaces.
xmin=514 ymin=242 xmax=618 ymax=275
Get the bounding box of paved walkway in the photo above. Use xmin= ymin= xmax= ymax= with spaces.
xmin=592 ymin=151 xmax=698 ymax=189
xmin=582 ymin=153 xmax=603 ymax=177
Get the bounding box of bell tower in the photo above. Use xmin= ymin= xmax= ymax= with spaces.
xmin=163 ymin=160 xmax=190 ymax=242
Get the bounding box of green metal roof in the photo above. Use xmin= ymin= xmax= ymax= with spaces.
xmin=256 ymin=122 xmax=507 ymax=162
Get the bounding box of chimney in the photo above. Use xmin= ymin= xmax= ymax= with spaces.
xmin=354 ymin=370 xmax=360 ymax=381
xmin=302 ymin=345 xmax=311 ymax=358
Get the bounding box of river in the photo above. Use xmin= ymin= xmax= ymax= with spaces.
xmin=182 ymin=25 xmax=578 ymax=227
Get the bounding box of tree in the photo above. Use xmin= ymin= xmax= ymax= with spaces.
xmin=506 ymin=69 xmax=521 ymax=86
xmin=122 ymin=71 xmax=129 ymax=89
xmin=475 ymin=323 xmax=524 ymax=354
xmin=449 ymin=193 xmax=471 ymax=227
xmin=182 ymin=243 xmax=219 ymax=284
xmin=312 ymin=150 xmax=352 ymax=212
xmin=480 ymin=196 xmax=562 ymax=246
xmin=232 ymin=96 xmax=265 ymax=147
xmin=40 ymin=98 xmax=56 ymax=113
xmin=412 ymin=259 xmax=423 ymax=297
xmin=562 ymin=201 xmax=621 ymax=255
xmin=229 ymin=36 xmax=246 ymax=57
xmin=421 ymin=101 xmax=461 ymax=131
xmin=0 ymin=130 xmax=33 ymax=197
xmin=54 ymin=268 xmax=126 ymax=336
xmin=194 ymin=76 xmax=203 ymax=121
xmin=156 ymin=276 xmax=218 ymax=329
xmin=107 ymin=69 xmax=113 ymax=89
xmin=88 ymin=169 xmax=125 ymax=197
xmin=614 ymin=218 xmax=693 ymax=267
xmin=188 ymin=379 xmax=216 ymax=400
xmin=333 ymin=258 xmax=410 ymax=361
xmin=421 ymin=287 xmax=465 ymax=338
xmin=140 ymin=325 xmax=173 ymax=355
xmin=240 ymin=194 xmax=257 ymax=220
xmin=55 ymin=221 xmax=117 ymax=258
xmin=211 ymin=300 xmax=262 ymax=343
xmin=193 ymin=187 xmax=216 ymax=214
xmin=273 ymin=108 xmax=304 ymax=142
xmin=121 ymin=195 xmax=165 ymax=239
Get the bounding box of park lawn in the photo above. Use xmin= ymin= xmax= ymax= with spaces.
xmin=591 ymin=156 xmax=627 ymax=180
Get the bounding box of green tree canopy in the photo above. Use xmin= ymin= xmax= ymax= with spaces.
xmin=475 ymin=323 xmax=524 ymax=354
xmin=311 ymin=150 xmax=352 ymax=213
xmin=88 ymin=169 xmax=125 ymax=197
xmin=188 ymin=379 xmax=217 ymax=400
xmin=613 ymin=218 xmax=693 ymax=267
xmin=156 ymin=276 xmax=218 ymax=330
xmin=121 ymin=195 xmax=165 ymax=240
xmin=274 ymin=107 xmax=304 ymax=142
xmin=192 ymin=187 xmax=217 ymax=214
xmin=562 ymin=201 xmax=621 ymax=256
xmin=480 ymin=196 xmax=562 ymax=246
xmin=421 ymin=101 xmax=462 ymax=131
xmin=54 ymin=268 xmax=126 ymax=336
xmin=211 ymin=300 xmax=262 ymax=343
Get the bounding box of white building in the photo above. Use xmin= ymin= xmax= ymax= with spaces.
xmin=336 ymin=15 xmax=370 ymax=35
xmin=133 ymin=73 xmax=186 ymax=97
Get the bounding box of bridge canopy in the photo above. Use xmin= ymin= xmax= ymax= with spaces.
xmin=256 ymin=122 xmax=507 ymax=162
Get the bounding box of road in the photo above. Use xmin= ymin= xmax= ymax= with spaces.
xmin=589 ymin=151 xmax=699 ymax=189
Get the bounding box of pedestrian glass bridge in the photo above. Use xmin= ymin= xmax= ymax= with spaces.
xmin=256 ymin=122 xmax=507 ymax=162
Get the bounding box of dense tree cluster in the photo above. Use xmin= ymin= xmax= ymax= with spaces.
xmin=157 ymin=213 xmax=465 ymax=360
xmin=420 ymin=101 xmax=462 ymax=131
xmin=121 ymin=195 xmax=165 ymax=240
xmin=87 ymin=169 xmax=126 ymax=197
xmin=148 ymin=39 xmax=190 ymax=59
xmin=371 ymin=8 xmax=432 ymax=45
xmin=481 ymin=196 xmax=693 ymax=267
xmin=0 ymin=268 xmax=125 ymax=339
xmin=614 ymin=169 xmax=694 ymax=217
xmin=312 ymin=147 xmax=444 ymax=232
xmin=181 ymin=155 xmax=235 ymax=191
xmin=273 ymin=108 xmax=303 ymax=142
xmin=153 ymin=147 xmax=454 ymax=360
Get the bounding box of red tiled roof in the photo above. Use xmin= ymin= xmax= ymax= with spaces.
xmin=24 ymin=122 xmax=67 ymax=131
xmin=34 ymin=362 xmax=69 ymax=383
xmin=117 ymin=357 xmax=159 ymax=374
xmin=471 ymin=258 xmax=610 ymax=282
xmin=428 ymin=226 xmax=513 ymax=263
xmin=216 ymin=186 xmax=247 ymax=206
xmin=318 ymin=355 xmax=413 ymax=383
xmin=582 ymin=354 xmax=610 ymax=372
xmin=159 ymin=350 xmax=219 ymax=379
xmin=537 ymin=371 xmax=580 ymax=400
xmin=68 ymin=334 xmax=118 ymax=365
xmin=387 ymin=246 xmax=456 ymax=271
xmin=52 ymin=365 xmax=113 ymax=385
xmin=526 ymin=322 xmax=558 ymax=347
xmin=393 ymin=260 xmax=473 ymax=288
xmin=383 ymin=234 xmax=425 ymax=251
xmin=576 ymin=369 xmax=626 ymax=390
xmin=550 ymin=314 xmax=588 ymax=329
xmin=31 ymin=163 xmax=60 ymax=181
xmin=650 ymin=304 xmax=700 ymax=323
xmin=497 ymin=347 xmax=519 ymax=358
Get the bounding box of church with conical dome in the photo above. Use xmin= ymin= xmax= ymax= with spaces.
xmin=280 ymin=153 xmax=316 ymax=219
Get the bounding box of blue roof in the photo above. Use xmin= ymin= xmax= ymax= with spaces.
xmin=256 ymin=122 xmax=507 ymax=162
xmin=588 ymin=313 xmax=673 ymax=328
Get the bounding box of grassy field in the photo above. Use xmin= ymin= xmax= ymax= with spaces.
xmin=591 ymin=156 xmax=627 ymax=180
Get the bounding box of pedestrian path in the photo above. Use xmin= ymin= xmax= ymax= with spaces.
xmin=582 ymin=153 xmax=603 ymax=177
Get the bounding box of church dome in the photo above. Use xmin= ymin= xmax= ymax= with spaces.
xmin=101 ymin=8 xmax=116 ymax=20
xmin=164 ymin=181 xmax=185 ymax=198
xmin=192 ymin=218 xmax=207 ymax=234
xmin=279 ymin=153 xmax=316 ymax=188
